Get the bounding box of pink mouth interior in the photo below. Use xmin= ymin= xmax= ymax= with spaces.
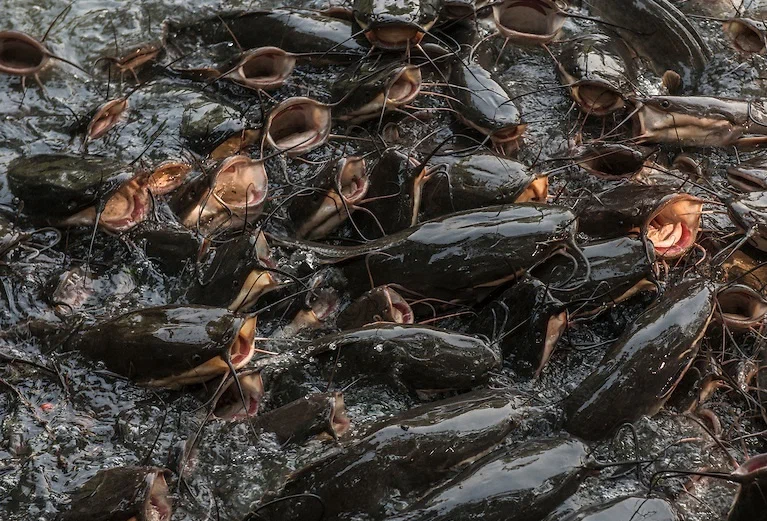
xmin=650 ymin=220 xmax=692 ymax=258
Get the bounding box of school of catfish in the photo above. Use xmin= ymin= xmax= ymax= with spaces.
xmin=5 ymin=0 xmax=767 ymax=520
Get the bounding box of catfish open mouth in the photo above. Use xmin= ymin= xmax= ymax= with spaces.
xmin=99 ymin=179 xmax=151 ymax=232
xmin=579 ymin=146 xmax=647 ymax=179
xmin=213 ymin=371 xmax=264 ymax=420
xmin=492 ymin=0 xmax=567 ymax=44
xmin=491 ymin=124 xmax=528 ymax=155
xmin=356 ymin=19 xmax=430 ymax=51
xmin=384 ymin=287 xmax=414 ymax=324
xmin=228 ymin=47 xmax=296 ymax=91
xmin=642 ymin=195 xmax=703 ymax=259
xmin=535 ymin=310 xmax=567 ymax=378
xmin=0 ymin=31 xmax=49 ymax=76
xmin=724 ymin=19 xmax=766 ymax=54
xmin=143 ymin=471 xmax=172 ymax=521
xmin=387 ymin=66 xmax=422 ymax=107
xmin=229 ymin=269 xmax=279 ymax=312
xmin=515 ymin=176 xmax=549 ymax=203
xmin=716 ymin=285 xmax=767 ymax=330
xmin=328 ymin=393 xmax=351 ymax=438
xmin=87 ymin=98 xmax=129 ymax=141
xmin=570 ymin=81 xmax=625 ymax=116
xmin=147 ymin=161 xmax=192 ymax=196
xmin=265 ymin=97 xmax=332 ymax=155
xmin=182 ymin=155 xmax=268 ymax=234
xmin=298 ymin=157 xmax=370 ymax=240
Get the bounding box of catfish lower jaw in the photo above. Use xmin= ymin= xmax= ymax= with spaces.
xmin=62 ymin=179 xmax=151 ymax=232
xmin=147 ymin=162 xmax=193 ymax=196
xmin=328 ymin=393 xmax=351 ymax=438
xmin=87 ymin=98 xmax=129 ymax=141
xmin=492 ymin=0 xmax=567 ymax=44
xmin=0 ymin=31 xmax=49 ymax=76
xmin=229 ymin=269 xmax=279 ymax=312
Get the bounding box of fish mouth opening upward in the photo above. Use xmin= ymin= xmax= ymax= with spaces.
xmin=492 ymin=0 xmax=567 ymax=44
xmin=383 ymin=286 xmax=415 ymax=324
xmin=580 ymin=147 xmax=646 ymax=179
xmin=265 ymin=97 xmax=332 ymax=156
xmin=100 ymin=179 xmax=151 ymax=232
xmin=357 ymin=19 xmax=429 ymax=51
xmin=724 ymin=19 xmax=766 ymax=54
xmin=644 ymin=195 xmax=703 ymax=259
xmin=716 ymin=285 xmax=767 ymax=330
xmin=183 ymin=155 xmax=268 ymax=233
xmin=147 ymin=161 xmax=192 ymax=196
xmin=87 ymin=98 xmax=129 ymax=141
xmin=213 ymin=372 xmax=264 ymax=420
xmin=727 ymin=165 xmax=767 ymax=191
xmin=491 ymin=124 xmax=527 ymax=155
xmin=535 ymin=310 xmax=567 ymax=378
xmin=571 ymin=82 xmax=625 ymax=116
xmin=230 ymin=47 xmax=296 ymax=91
xmin=0 ymin=31 xmax=48 ymax=76
xmin=143 ymin=472 xmax=172 ymax=521
xmin=387 ymin=66 xmax=422 ymax=107
xmin=299 ymin=157 xmax=370 ymax=240
xmin=515 ymin=176 xmax=549 ymax=203
xmin=329 ymin=393 xmax=351 ymax=438
xmin=229 ymin=316 xmax=257 ymax=368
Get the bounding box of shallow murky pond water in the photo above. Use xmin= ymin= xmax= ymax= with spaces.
xmin=1 ymin=1 xmax=767 ymax=520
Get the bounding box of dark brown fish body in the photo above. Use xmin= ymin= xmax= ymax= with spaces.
xmin=471 ymin=275 xmax=566 ymax=377
xmin=274 ymin=204 xmax=579 ymax=302
xmin=261 ymin=389 xmax=537 ymax=521
xmin=449 ymin=58 xmax=525 ymax=155
xmin=419 ymin=154 xmax=547 ymax=221
xmin=67 ymin=305 xmax=257 ymax=388
xmin=336 ymin=285 xmax=414 ymax=330
xmin=248 ymin=392 xmax=350 ymax=444
xmin=187 ymin=230 xmax=278 ymax=312
xmin=261 ymin=324 xmax=500 ymax=407
xmin=389 ymin=436 xmax=589 ymax=521
xmin=577 ymin=184 xmax=703 ymax=259
xmin=532 ymin=236 xmax=657 ymax=312
xmin=287 ymin=156 xmax=370 ymax=240
xmin=586 ymin=0 xmax=709 ymax=79
xmin=164 ymin=9 xmax=367 ymax=59
xmin=556 ymin=34 xmax=636 ymax=116
xmin=563 ymin=278 xmax=717 ymax=440
xmin=127 ymin=220 xmax=202 ymax=275
xmin=57 ymin=466 xmax=172 ymax=521
xmin=352 ymin=0 xmax=442 ymax=50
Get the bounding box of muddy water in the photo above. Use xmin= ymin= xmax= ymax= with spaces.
xmin=0 ymin=1 xmax=766 ymax=520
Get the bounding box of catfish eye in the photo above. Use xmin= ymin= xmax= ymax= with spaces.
xmin=660 ymin=100 xmax=671 ymax=109
xmin=192 ymin=354 xmax=202 ymax=363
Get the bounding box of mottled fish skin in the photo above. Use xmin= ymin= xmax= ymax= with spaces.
xmin=564 ymin=278 xmax=716 ymax=440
